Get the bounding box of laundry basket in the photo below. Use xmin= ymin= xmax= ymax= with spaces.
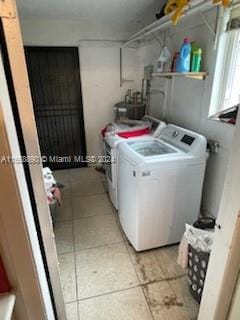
xmin=187 ymin=217 xmax=215 ymax=303
xmin=188 ymin=243 xmax=210 ymax=303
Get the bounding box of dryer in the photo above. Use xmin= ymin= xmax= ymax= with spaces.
xmin=117 ymin=124 xmax=207 ymax=251
xmin=103 ymin=115 xmax=166 ymax=209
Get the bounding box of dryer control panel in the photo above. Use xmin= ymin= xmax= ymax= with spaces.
xmin=142 ymin=115 xmax=166 ymax=137
xmin=159 ymin=125 xmax=207 ymax=156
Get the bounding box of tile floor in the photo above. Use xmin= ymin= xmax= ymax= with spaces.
xmin=54 ymin=167 xmax=199 ymax=320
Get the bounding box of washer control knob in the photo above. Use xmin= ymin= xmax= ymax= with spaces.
xmin=172 ymin=130 xmax=179 ymax=138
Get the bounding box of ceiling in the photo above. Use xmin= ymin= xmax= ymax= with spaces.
xmin=17 ymin=0 xmax=165 ymax=27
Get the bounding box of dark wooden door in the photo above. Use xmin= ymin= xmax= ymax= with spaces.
xmin=25 ymin=47 xmax=86 ymax=170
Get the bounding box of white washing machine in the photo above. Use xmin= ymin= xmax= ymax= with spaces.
xmin=103 ymin=116 xmax=166 ymax=209
xmin=117 ymin=124 xmax=207 ymax=251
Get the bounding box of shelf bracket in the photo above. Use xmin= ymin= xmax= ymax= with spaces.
xmin=199 ymin=12 xmax=216 ymax=37
xmin=120 ymin=47 xmax=123 ymax=87
xmin=152 ymin=32 xmax=164 ymax=47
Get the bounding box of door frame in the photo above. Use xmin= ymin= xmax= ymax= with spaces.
xmin=0 ymin=1 xmax=66 ymax=319
xmin=0 ymin=74 xmax=54 ymax=319
xmin=24 ymin=46 xmax=87 ymax=170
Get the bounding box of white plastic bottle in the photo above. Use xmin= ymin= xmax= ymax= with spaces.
xmin=156 ymin=46 xmax=171 ymax=73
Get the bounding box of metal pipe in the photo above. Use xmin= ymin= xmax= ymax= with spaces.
xmin=120 ymin=47 xmax=123 ymax=87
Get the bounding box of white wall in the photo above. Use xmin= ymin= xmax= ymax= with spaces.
xmin=21 ymin=18 xmax=134 ymax=45
xmin=228 ymin=273 xmax=240 ymax=320
xmin=80 ymin=45 xmax=140 ymax=155
xmin=139 ymin=8 xmax=235 ymax=217
xmin=20 ymin=18 xmax=141 ymax=156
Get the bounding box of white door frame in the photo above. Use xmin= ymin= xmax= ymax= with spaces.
xmin=0 ymin=57 xmax=54 ymax=319
xmin=199 ymin=112 xmax=240 ymax=319
xmin=0 ymin=1 xmax=66 ymax=319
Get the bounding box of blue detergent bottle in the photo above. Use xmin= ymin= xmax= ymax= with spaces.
xmin=176 ymin=38 xmax=191 ymax=73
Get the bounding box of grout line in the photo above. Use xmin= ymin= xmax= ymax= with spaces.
xmin=76 ymin=274 xmax=187 ymax=303
xmin=77 ymin=301 xmax=80 ymax=320
xmin=73 ymin=240 xmax=125 ymax=254
xmin=69 ymin=170 xmax=80 ymax=320
xmin=57 ymin=250 xmax=75 ymax=257
xmin=140 ymin=285 xmax=155 ymax=320
xmin=77 ymin=285 xmax=141 ymax=302
xmin=64 ymin=298 xmax=79 ymax=305
xmin=152 ymin=250 xmax=170 ymax=280
xmin=62 ymin=274 xmax=187 ymax=305
xmin=72 ymin=191 xmax=106 ymax=197
xmin=65 ymin=300 xmax=78 ymax=305
xmin=55 ymin=218 xmax=73 ymax=224
xmin=72 ymin=212 xmax=115 ymax=221
xmin=71 ymin=192 xmax=108 ymax=200
xmin=122 ymin=240 xmax=155 ymax=320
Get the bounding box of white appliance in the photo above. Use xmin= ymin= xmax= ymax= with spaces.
xmin=117 ymin=124 xmax=207 ymax=251
xmin=104 ymin=116 xmax=166 ymax=209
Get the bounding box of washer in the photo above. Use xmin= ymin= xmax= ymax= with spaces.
xmin=117 ymin=124 xmax=207 ymax=251
xmin=103 ymin=116 xmax=166 ymax=209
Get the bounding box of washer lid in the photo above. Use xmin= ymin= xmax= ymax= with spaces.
xmin=128 ymin=140 xmax=178 ymax=157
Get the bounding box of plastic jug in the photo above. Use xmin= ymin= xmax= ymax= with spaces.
xmin=176 ymin=38 xmax=191 ymax=73
xmin=191 ymin=48 xmax=202 ymax=72
xmin=156 ymin=46 xmax=171 ymax=73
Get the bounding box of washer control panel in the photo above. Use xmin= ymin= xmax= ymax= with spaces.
xmin=172 ymin=130 xmax=179 ymax=138
xmin=159 ymin=124 xmax=206 ymax=156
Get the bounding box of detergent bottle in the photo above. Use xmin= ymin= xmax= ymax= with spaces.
xmin=191 ymin=48 xmax=202 ymax=72
xmin=176 ymin=38 xmax=191 ymax=73
xmin=156 ymin=46 xmax=171 ymax=73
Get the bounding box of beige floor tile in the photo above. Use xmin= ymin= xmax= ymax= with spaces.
xmin=61 ymin=187 xmax=72 ymax=200
xmin=169 ymin=277 xmax=199 ymax=320
xmin=73 ymin=194 xmax=113 ymax=219
xmin=58 ymin=253 xmax=77 ymax=303
xmin=70 ymin=167 xmax=101 ymax=182
xmin=127 ymin=244 xmax=165 ymax=284
xmin=99 ymin=172 xmax=107 ymax=182
xmin=154 ymin=245 xmax=186 ymax=279
xmin=65 ymin=302 xmax=79 ymax=320
xmin=76 ymin=243 xmax=139 ymax=299
xmin=54 ymin=170 xmax=71 ymax=187
xmin=74 ymin=215 xmax=123 ymax=250
xmin=102 ymin=179 xmax=108 ymax=192
xmin=56 ymin=198 xmax=73 ymax=222
xmin=53 ymin=170 xmax=71 ymax=199
xmin=55 ymin=221 xmax=74 ymax=254
xmin=71 ymin=179 xmax=105 ymax=197
xmin=78 ymin=287 xmax=152 ymax=320
xmin=112 ymin=213 xmax=130 ymax=242
xmin=143 ymin=280 xmax=189 ymax=320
